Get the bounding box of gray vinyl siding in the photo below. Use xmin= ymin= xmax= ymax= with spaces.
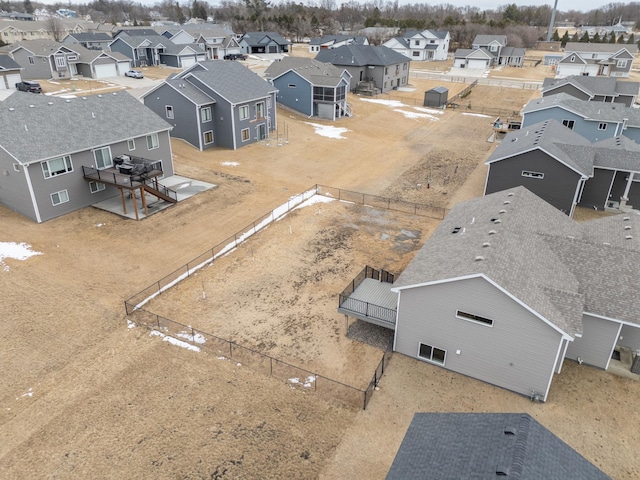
xmin=485 ymin=150 xmax=581 ymax=215
xmin=629 ymin=180 xmax=640 ymax=208
xmin=0 ymin=149 xmax=37 ymax=221
xmin=522 ymin=107 xmax=619 ymax=142
xmin=620 ymin=125 xmax=640 ymax=143
xmin=159 ymin=55 xmax=180 ymax=68
xmin=27 ymin=131 xmax=172 ymax=222
xmin=395 ymin=277 xmax=563 ymax=399
xmin=565 ymin=315 xmax=620 ymax=369
xmin=109 ymin=39 xmax=135 ymax=63
xmin=542 ymin=85 xmax=590 ymax=101
xmin=579 ymin=168 xmax=614 ymax=210
xmin=611 ymin=52 xmax=633 ymax=76
xmin=273 ymin=71 xmax=313 ymax=116
xmin=144 ymin=84 xmax=204 ymax=149
xmin=609 ymin=171 xmax=629 ymax=203
xmin=13 ymin=50 xmax=51 ymax=80
xmin=618 ymin=324 xmax=640 ymax=352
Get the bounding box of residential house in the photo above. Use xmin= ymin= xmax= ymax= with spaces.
xmin=0 ymin=92 xmax=174 ymax=223
xmin=142 ymin=60 xmax=277 ymax=150
xmin=521 ymin=93 xmax=640 ymax=144
xmin=0 ymin=40 xmax=131 ymax=79
xmin=165 ymin=26 xmax=241 ymax=59
xmin=383 ymin=29 xmax=450 ymax=61
xmin=338 ymin=186 xmax=640 ymax=401
xmin=62 ymin=32 xmax=113 ymax=50
xmin=315 ymin=45 xmax=410 ymax=94
xmin=485 ymin=119 xmax=640 ymax=213
xmin=387 ymin=413 xmax=610 ymax=479
xmin=0 ymin=55 xmax=23 ymax=90
xmin=308 ymin=35 xmax=369 ymax=53
xmin=556 ymin=43 xmax=637 ymax=78
xmin=454 ymin=35 xmax=525 ymax=68
xmin=109 ymin=30 xmax=205 ymax=68
xmin=238 ymin=31 xmax=290 ymax=54
xmin=264 ymin=57 xmax=352 ymax=120
xmin=542 ymin=75 xmax=639 ymax=107
xmin=0 ymin=18 xmax=90 ymax=43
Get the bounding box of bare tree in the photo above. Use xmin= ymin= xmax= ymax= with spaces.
xmin=46 ymin=16 xmax=65 ymax=42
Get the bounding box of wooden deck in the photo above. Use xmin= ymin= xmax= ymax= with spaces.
xmin=338 ymin=278 xmax=398 ymax=330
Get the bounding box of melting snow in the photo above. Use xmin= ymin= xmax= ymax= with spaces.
xmin=288 ymin=375 xmax=316 ymax=388
xmin=304 ymin=122 xmax=350 ymax=139
xmin=393 ymin=109 xmax=440 ymax=121
xmin=220 ymin=161 xmax=240 ymax=167
xmin=127 ymin=319 xmax=136 ymax=329
xmin=293 ymin=194 xmax=334 ymax=211
xmin=0 ymin=242 xmax=42 ymax=271
xmin=16 ymin=388 xmax=34 ymax=400
xmin=150 ymin=330 xmax=200 ymax=352
xmin=360 ymin=98 xmax=405 ymax=108
xmin=176 ymin=331 xmax=207 ymax=344
xmin=463 ymin=112 xmax=492 ymax=118
xmin=413 ymin=107 xmax=444 ymax=115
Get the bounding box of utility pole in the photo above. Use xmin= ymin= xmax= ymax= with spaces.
xmin=546 ymin=0 xmax=559 ymax=42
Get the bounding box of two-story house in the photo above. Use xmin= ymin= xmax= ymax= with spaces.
xmin=542 ymin=75 xmax=640 ymax=107
xmin=308 ymin=35 xmax=369 ymax=53
xmin=556 ymin=43 xmax=638 ymax=78
xmin=454 ymin=35 xmax=524 ymax=68
xmin=383 ymin=29 xmax=450 ymax=61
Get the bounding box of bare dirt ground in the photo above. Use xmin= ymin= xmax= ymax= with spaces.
xmin=2 ymin=51 xmax=639 ymax=479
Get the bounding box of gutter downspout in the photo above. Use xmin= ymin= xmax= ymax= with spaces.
xmin=23 ymin=165 xmax=41 ymax=223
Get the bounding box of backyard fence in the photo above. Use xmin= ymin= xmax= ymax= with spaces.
xmin=410 ymin=70 xmax=542 ymax=90
xmin=449 ymin=79 xmax=478 ymax=103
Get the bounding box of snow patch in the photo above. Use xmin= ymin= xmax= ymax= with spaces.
xmin=462 ymin=112 xmax=492 ymax=118
xmin=288 ymin=375 xmax=316 ymax=388
xmin=176 ymin=331 xmax=207 ymax=344
xmin=16 ymin=388 xmax=34 ymax=400
xmin=127 ymin=319 xmax=136 ymax=329
xmin=393 ymin=109 xmax=440 ymax=121
xmin=220 ymin=161 xmax=240 ymax=167
xmin=150 ymin=330 xmax=200 ymax=352
xmin=304 ymin=122 xmax=350 ymax=139
xmin=0 ymin=242 xmax=42 ymax=271
xmin=360 ymin=98 xmax=404 ymax=108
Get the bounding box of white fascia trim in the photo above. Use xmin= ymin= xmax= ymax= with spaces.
xmin=603 ymin=323 xmax=624 ymax=371
xmin=23 ymin=165 xmax=41 ymax=223
xmin=583 ymin=311 xmax=637 ymax=328
xmin=543 ymin=337 xmax=566 ymax=402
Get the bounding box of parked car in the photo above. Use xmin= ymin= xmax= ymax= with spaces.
xmin=15 ymin=81 xmax=42 ymax=93
xmin=223 ymin=53 xmax=247 ymax=60
xmin=125 ymin=70 xmax=144 ymax=79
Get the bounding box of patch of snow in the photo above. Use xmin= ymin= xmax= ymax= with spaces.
xmin=127 ymin=319 xmax=136 ymax=329
xmin=217 ymin=356 xmax=227 ymax=360
xmin=149 ymin=330 xmax=200 ymax=352
xmin=288 ymin=375 xmax=316 ymax=388
xmin=413 ymin=106 xmax=444 ymax=115
xmin=220 ymin=161 xmax=240 ymax=167
xmin=0 ymin=242 xmax=42 ymax=271
xmin=236 ymin=362 xmax=242 ymax=367
xmin=303 ymin=122 xmax=349 ymax=139
xmin=393 ymin=109 xmax=440 ymax=121
xmin=59 ymin=94 xmax=77 ymax=99
xmin=95 ymin=223 xmax=105 ymax=227
xmin=462 ymin=112 xmax=492 ymax=118
xmin=360 ymin=98 xmax=405 ymax=108
xmin=48 ymin=81 xmax=60 ymax=85
xmin=16 ymin=388 xmax=34 ymax=400
xmin=176 ymin=331 xmax=207 ymax=344
xmin=293 ymin=194 xmax=334 ymax=211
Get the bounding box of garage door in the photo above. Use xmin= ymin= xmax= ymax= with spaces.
xmin=468 ymin=59 xmax=488 ymax=69
xmin=94 ymin=63 xmax=118 ymax=79
xmin=6 ymin=73 xmax=21 ymax=89
xmin=268 ymin=45 xmax=278 ymax=53
xmin=181 ymin=57 xmax=196 ymax=68
xmin=117 ymin=62 xmax=130 ymax=76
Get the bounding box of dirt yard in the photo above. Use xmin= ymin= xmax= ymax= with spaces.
xmin=2 ymin=52 xmax=639 ymax=479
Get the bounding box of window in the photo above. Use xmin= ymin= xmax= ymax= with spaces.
xmin=204 ymin=130 xmax=214 ymax=144
xmin=522 ymin=170 xmax=544 ymax=179
xmin=13 ymin=163 xmax=20 ymax=172
xmin=256 ymin=102 xmax=265 ymax=118
xmin=93 ymin=147 xmax=112 ymax=169
xmin=598 ymin=122 xmax=607 ymax=131
xmin=51 ymin=189 xmax=69 ymax=206
xmin=288 ymin=83 xmax=297 ymax=88
xmin=267 ymin=97 xmax=271 ymax=108
xmin=165 ymin=105 xmax=174 ymax=119
xmin=490 ymin=45 xmax=497 ymax=52
xmin=617 ymin=60 xmax=627 ymax=68
xmin=147 ymin=133 xmax=159 ymax=150
xmin=241 ymin=128 xmax=250 ymax=141
xmin=42 ymin=155 xmax=73 ymax=178
xmin=456 ymin=310 xmax=494 ymax=327
xmin=28 ymin=56 xmax=34 ymax=64
xmin=403 ymin=62 xmax=407 ymax=70
xmin=412 ymin=51 xmax=420 ymax=57
xmin=385 ymin=67 xmax=388 ymax=74
xmin=570 ymin=55 xmax=575 ymax=62
xmin=89 ymin=181 xmax=106 ymax=193
xmin=418 ymin=343 xmax=446 ymax=365
xmin=55 ymin=56 xmax=66 ymax=68
xmin=67 ymin=55 xmax=77 ymax=61
xmin=201 ymin=106 xmax=212 ymax=123
xmin=128 ymin=139 xmax=135 ymax=151
xmin=239 ymin=105 xmax=249 ymax=120
xmin=562 ymin=119 xmax=575 ymax=129
xmin=414 ymin=40 xmax=420 ymax=46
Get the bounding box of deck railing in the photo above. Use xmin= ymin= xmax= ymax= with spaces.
xmin=338 ymin=294 xmax=397 ymax=326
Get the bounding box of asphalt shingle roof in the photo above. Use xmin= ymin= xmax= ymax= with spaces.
xmin=564 ymin=42 xmax=638 ymax=54
xmin=315 ymin=44 xmax=410 ymax=66
xmin=165 ymin=78 xmax=214 ymax=105
xmin=542 ymin=75 xmax=640 ymax=98
xmin=264 ymin=57 xmax=347 ymax=87
xmin=386 ymin=413 xmax=610 ymax=480
xmin=66 ymin=32 xmax=112 ymax=42
xmin=241 ymin=31 xmax=290 ymax=46
xmin=473 ymin=34 xmax=507 ymax=46
xmin=0 ymin=54 xmax=21 ymax=70
xmin=0 ymin=92 xmax=171 ymax=164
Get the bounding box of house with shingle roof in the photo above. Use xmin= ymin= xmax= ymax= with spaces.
xmin=387 ymin=413 xmax=610 ymax=479
xmin=485 ymin=119 xmax=640 ymax=213
xmin=338 ymin=186 xmax=640 ymax=401
xmin=164 ymin=26 xmax=241 ymax=60
xmin=0 ymin=92 xmax=174 ymax=223
xmin=62 ymin=32 xmax=113 ymax=51
xmin=0 ymin=55 xmax=23 ymax=90
xmin=383 ymin=29 xmax=450 ymax=61
xmin=308 ymin=35 xmax=369 ymax=53
xmin=264 ymin=57 xmax=352 ymax=120
xmin=454 ymin=34 xmax=525 ymax=68
xmin=556 ymin=42 xmax=637 ymax=78
xmin=542 ymin=75 xmax=640 ymax=107
xmin=0 ymin=40 xmax=131 ymax=79
xmin=109 ymin=31 xmax=206 ymax=68
xmin=238 ymin=31 xmax=290 ymax=55
xmin=142 ymin=60 xmax=277 ymax=150
xmin=521 ymin=92 xmax=640 ymax=144
xmin=315 ymin=45 xmax=410 ymax=93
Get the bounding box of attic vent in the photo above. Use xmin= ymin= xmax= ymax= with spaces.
xmin=28 ymin=104 xmax=34 ymax=108
xmin=452 ymin=226 xmax=462 ymax=234
xmin=625 ymin=225 xmax=632 ymax=230
xmin=625 ymin=235 xmax=633 ymax=240
xmin=567 ymin=235 xmax=575 ymax=239
xmin=503 ymin=201 xmax=511 ymax=205
xmin=511 ymin=138 xmax=518 ymax=143
xmin=496 ymin=465 xmax=510 ymax=476
xmin=81 ymin=97 xmax=87 ymax=100
xmin=65 ymin=99 xmax=71 ymax=103
xmin=499 ymin=209 xmax=507 ymax=214
xmin=482 ymin=242 xmax=491 ymax=248
xmin=47 ymin=102 xmax=53 ymax=105
xmin=603 ymin=242 xmax=611 ymax=246
xmin=504 ymin=426 xmax=517 ymax=435
xmin=97 ymin=94 xmax=103 ymax=98
xmin=474 ymin=255 xmax=485 ymax=261
xmin=8 ymin=107 xmax=14 ymax=112
xmin=91 ymin=112 xmax=96 ymax=118
xmin=623 ymin=216 xmax=630 ymax=221
xmin=488 ymin=230 xmax=497 ymax=235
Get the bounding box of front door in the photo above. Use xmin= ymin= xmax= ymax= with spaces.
xmin=257 ymin=123 xmax=266 ymax=140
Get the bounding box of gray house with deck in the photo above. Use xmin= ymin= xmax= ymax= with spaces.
xmin=542 ymin=75 xmax=639 ymax=107
xmin=0 ymin=92 xmax=174 ymax=223
xmin=142 ymin=60 xmax=277 ymax=150
xmin=338 ymin=186 xmax=640 ymax=401
xmin=264 ymin=57 xmax=352 ymax=120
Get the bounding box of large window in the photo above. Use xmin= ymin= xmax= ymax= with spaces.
xmin=456 ymin=310 xmax=494 ymax=327
xmin=147 ymin=133 xmax=159 ymax=150
xmin=51 ymin=189 xmax=69 ymax=206
xmin=204 ymin=130 xmax=214 ymax=144
xmin=55 ymin=56 xmax=66 ymax=68
xmin=241 ymin=128 xmax=250 ymax=141
xmin=562 ymin=119 xmax=575 ymax=129
xmin=93 ymin=147 xmax=112 ymax=169
xmin=42 ymin=155 xmax=73 ymax=178
xmin=239 ymin=105 xmax=249 ymax=120
xmin=418 ymin=343 xmax=446 ymax=365
xmin=617 ymin=60 xmax=627 ymax=68
xmin=89 ymin=181 xmax=106 ymax=193
xmin=313 ymin=86 xmax=335 ymax=102
xmin=201 ymin=106 xmax=212 ymax=123
xmin=256 ymin=102 xmax=265 ymax=118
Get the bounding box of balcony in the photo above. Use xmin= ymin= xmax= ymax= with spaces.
xmin=338 ymin=266 xmax=397 ymax=330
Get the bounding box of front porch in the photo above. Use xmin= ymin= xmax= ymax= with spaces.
xmin=338 ymin=266 xmax=398 ymax=330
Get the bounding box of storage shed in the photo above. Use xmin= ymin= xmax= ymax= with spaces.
xmin=423 ymin=86 xmax=448 ymax=107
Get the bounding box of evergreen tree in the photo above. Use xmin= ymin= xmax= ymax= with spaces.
xmin=23 ymin=0 xmax=33 ymax=14
xmin=592 ymin=32 xmax=600 ymax=43
xmin=571 ymin=32 xmax=579 ymax=43
xmin=609 ymin=31 xmax=616 ymax=43
xmin=552 ymin=30 xmax=560 ymax=41
xmin=617 ymin=34 xmax=625 ymax=44
xmin=176 ymin=2 xmax=186 ymax=24
xmin=579 ymin=32 xmax=590 ymax=43
xmin=561 ymin=31 xmax=569 ymax=47
xmin=628 ymin=33 xmax=635 ymax=45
